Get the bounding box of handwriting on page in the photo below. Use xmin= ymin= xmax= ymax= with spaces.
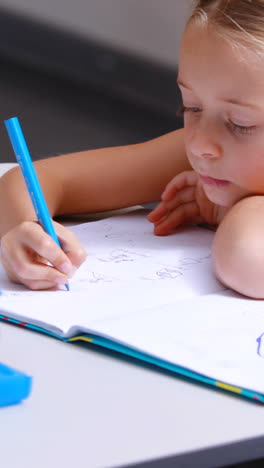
xmin=0 ymin=212 xmax=224 ymax=303
xmin=72 ymin=248 xmax=212 ymax=284
xmin=1 ymin=212 xmax=264 ymax=396
xmin=68 ymin=212 xmax=223 ymax=296
xmin=256 ymin=333 xmax=264 ymax=358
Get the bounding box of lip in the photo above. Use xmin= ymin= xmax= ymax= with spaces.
xmin=198 ymin=174 xmax=230 ymax=188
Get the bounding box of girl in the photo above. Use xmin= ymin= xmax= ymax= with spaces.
xmin=1 ymin=0 xmax=264 ymax=298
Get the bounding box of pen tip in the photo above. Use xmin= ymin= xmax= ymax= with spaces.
xmin=65 ymin=283 xmax=70 ymax=291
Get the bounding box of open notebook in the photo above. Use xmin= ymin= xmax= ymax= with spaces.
xmin=1 ymin=211 xmax=264 ymax=403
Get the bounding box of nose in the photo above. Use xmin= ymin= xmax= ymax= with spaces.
xmin=188 ymin=119 xmax=222 ymax=160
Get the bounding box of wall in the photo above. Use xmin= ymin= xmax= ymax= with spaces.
xmin=0 ymin=0 xmax=191 ymax=66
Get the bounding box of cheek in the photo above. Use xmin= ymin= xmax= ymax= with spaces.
xmin=234 ymin=153 xmax=264 ymax=192
xmin=183 ymin=129 xmax=195 ymax=164
xmin=184 ymin=118 xmax=195 ymax=139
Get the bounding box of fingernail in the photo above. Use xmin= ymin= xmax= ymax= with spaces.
xmin=55 ymin=277 xmax=68 ymax=285
xmin=59 ymin=262 xmax=72 ymax=274
xmin=69 ymin=266 xmax=77 ymax=278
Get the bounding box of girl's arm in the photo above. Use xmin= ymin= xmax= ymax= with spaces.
xmin=212 ymin=195 xmax=264 ymax=299
xmin=0 ymin=128 xmax=190 ymax=289
xmin=0 ymin=128 xmax=188 ymax=237
xmin=147 ymin=167 xmax=264 ymax=299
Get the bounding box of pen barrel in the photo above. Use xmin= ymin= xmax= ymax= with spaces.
xmin=4 ymin=117 xmax=59 ymax=245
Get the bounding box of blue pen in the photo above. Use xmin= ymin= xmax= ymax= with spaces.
xmin=4 ymin=117 xmax=70 ymax=291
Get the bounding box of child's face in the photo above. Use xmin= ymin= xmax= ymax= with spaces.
xmin=178 ymin=22 xmax=264 ymax=207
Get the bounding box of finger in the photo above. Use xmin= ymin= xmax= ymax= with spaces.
xmin=24 ymin=278 xmax=68 ymax=291
xmin=6 ymin=250 xmax=69 ymax=285
xmin=162 ymin=171 xmax=198 ymax=201
xmin=154 ymin=202 xmax=201 ymax=236
xmin=55 ymin=226 xmax=87 ymax=269
xmin=18 ymin=222 xmax=74 ymax=275
xmin=1 ymin=235 xmax=70 ymax=285
xmin=148 ymin=186 xmax=196 ymax=224
xmin=160 ymin=186 xmax=196 ymax=215
xmin=147 ymin=202 xmax=169 ymax=223
xmin=0 ymin=252 xmax=67 ymax=290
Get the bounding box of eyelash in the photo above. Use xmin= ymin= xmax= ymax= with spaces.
xmin=227 ymin=120 xmax=255 ymax=136
xmin=178 ymin=106 xmax=256 ymax=136
xmin=177 ymin=105 xmax=201 ymax=116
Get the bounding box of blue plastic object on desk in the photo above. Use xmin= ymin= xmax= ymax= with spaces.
xmin=0 ymin=363 xmax=32 ymax=407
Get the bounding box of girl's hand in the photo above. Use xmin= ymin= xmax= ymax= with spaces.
xmin=148 ymin=170 xmax=227 ymax=235
xmin=0 ymin=220 xmax=87 ymax=290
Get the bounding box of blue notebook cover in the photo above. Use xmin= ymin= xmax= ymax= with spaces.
xmin=0 ymin=313 xmax=263 ymax=404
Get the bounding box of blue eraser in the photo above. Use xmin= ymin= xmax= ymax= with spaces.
xmin=0 ymin=363 xmax=32 ymax=407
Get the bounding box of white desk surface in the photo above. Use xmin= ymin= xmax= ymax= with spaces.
xmin=1 ymin=163 xmax=264 ymax=468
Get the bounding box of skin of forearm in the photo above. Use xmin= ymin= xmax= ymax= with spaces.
xmin=0 ymin=128 xmax=189 ymax=237
xmin=47 ymin=129 xmax=190 ymax=215
xmin=212 ymin=195 xmax=264 ymax=299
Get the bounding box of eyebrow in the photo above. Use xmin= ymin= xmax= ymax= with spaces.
xmin=177 ymin=79 xmax=259 ymax=110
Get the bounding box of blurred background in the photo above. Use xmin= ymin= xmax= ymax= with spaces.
xmin=0 ymin=0 xmax=189 ymax=162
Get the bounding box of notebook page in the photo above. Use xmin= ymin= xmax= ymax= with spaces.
xmin=0 ymin=212 xmax=225 ymax=336
xmin=88 ymin=291 xmax=264 ymax=394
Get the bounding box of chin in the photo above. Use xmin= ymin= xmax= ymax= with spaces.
xmin=203 ymin=186 xmax=234 ymax=207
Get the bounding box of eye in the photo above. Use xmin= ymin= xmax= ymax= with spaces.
xmin=228 ymin=120 xmax=256 ymax=136
xmin=176 ymin=105 xmax=202 ymax=117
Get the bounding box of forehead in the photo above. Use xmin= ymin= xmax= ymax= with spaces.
xmin=178 ymin=22 xmax=264 ymax=104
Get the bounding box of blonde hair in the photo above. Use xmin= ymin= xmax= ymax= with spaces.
xmin=189 ymin=0 xmax=264 ymax=57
